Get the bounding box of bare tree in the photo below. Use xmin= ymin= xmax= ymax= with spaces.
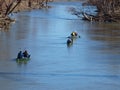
xmin=0 ymin=0 xmax=4 ymax=12
xmin=82 ymin=0 xmax=120 ymax=22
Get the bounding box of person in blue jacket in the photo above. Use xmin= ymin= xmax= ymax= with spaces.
xmin=17 ymin=51 xmax=23 ymax=59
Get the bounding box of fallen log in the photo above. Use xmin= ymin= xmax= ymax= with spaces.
xmin=81 ymin=12 xmax=119 ymax=22
xmin=82 ymin=12 xmax=93 ymax=21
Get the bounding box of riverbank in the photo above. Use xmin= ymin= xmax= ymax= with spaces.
xmin=0 ymin=0 xmax=49 ymax=30
xmin=0 ymin=0 xmax=87 ymax=30
xmin=54 ymin=0 xmax=86 ymax=1
xmin=82 ymin=0 xmax=120 ymax=22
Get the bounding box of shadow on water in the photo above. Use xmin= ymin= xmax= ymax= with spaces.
xmin=86 ymin=23 xmax=120 ymax=54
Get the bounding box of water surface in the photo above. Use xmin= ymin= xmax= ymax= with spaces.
xmin=0 ymin=2 xmax=120 ymax=90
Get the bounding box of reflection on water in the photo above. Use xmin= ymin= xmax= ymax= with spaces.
xmin=86 ymin=23 xmax=120 ymax=54
xmin=0 ymin=2 xmax=120 ymax=90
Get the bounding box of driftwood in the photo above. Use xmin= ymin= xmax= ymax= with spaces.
xmin=82 ymin=12 xmax=119 ymax=22
xmin=82 ymin=12 xmax=93 ymax=21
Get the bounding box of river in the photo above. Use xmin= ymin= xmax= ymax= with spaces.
xmin=0 ymin=1 xmax=120 ymax=90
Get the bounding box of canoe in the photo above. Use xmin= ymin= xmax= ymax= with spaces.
xmin=16 ymin=58 xmax=30 ymax=61
xmin=67 ymin=35 xmax=80 ymax=40
xmin=67 ymin=39 xmax=73 ymax=44
xmin=16 ymin=57 xmax=30 ymax=64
